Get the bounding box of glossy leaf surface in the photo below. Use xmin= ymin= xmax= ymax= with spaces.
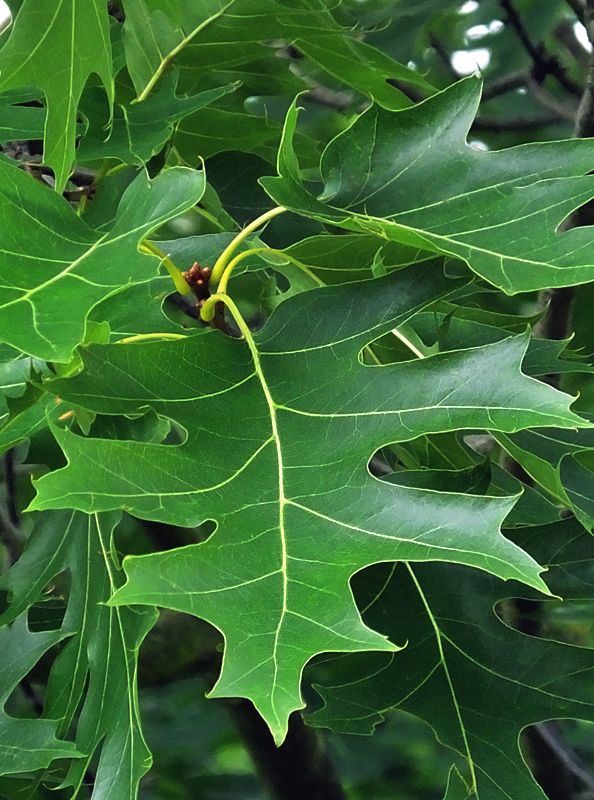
xmin=30 ymin=266 xmax=586 ymax=741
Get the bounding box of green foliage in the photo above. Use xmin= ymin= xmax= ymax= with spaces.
xmin=2 ymin=1 xmax=594 ymax=798
xmin=0 ymin=0 xmax=113 ymax=192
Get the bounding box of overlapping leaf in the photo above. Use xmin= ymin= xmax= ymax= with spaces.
xmin=121 ymin=0 xmax=430 ymax=109
xmin=308 ymin=520 xmax=594 ymax=799
xmin=0 ymin=617 xmax=79 ymax=774
xmin=262 ymin=77 xmax=594 ymax=293
xmin=28 ymin=264 xmax=587 ymax=742
xmin=78 ymin=73 xmax=237 ymax=166
xmin=0 ymin=511 xmax=157 ymax=798
xmin=0 ymin=0 xmax=113 ymax=191
xmin=497 ymin=425 xmax=594 ymax=531
xmin=0 ymin=162 xmax=204 ymax=361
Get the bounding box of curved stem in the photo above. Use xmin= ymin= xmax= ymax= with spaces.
xmin=200 ymin=292 xmax=227 ymax=323
xmin=217 ymin=247 xmax=324 ymax=295
xmin=210 ymin=207 xmax=287 ymax=287
xmin=200 ymin=294 xmax=255 ymax=341
xmin=140 ymin=241 xmax=192 ymax=296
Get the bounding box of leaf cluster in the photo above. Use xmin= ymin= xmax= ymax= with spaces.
xmin=2 ymin=2 xmax=594 ymax=799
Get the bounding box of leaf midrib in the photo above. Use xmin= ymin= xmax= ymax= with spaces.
xmin=229 ymin=299 xmax=288 ymax=729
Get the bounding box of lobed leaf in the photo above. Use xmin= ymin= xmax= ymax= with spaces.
xmin=0 ymin=163 xmax=204 ymax=361
xmin=309 ymin=529 xmax=594 ymax=799
xmin=0 ymin=511 xmax=157 ymax=799
xmin=262 ymin=78 xmax=594 ymax=293
xmin=0 ymin=0 xmax=113 ymax=191
xmin=28 ymin=265 xmax=586 ymax=742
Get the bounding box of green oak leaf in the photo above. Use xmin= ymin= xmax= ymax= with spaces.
xmin=489 ymin=464 xmax=561 ymax=528
xmin=0 ymin=386 xmax=58 ymax=455
xmin=175 ymin=106 xmax=287 ymax=163
xmin=282 ymin=234 xmax=433 ymax=286
xmin=0 ymin=162 xmax=204 ymax=361
xmin=308 ymin=551 xmax=594 ymax=799
xmin=28 ymin=265 xmax=587 ymax=742
xmin=261 ymin=77 xmax=594 ymax=293
xmin=0 ymin=0 xmax=113 ymax=192
xmin=294 ymin=32 xmax=433 ymax=110
xmin=0 ymin=344 xmax=35 ymax=398
xmin=0 ymin=344 xmax=56 ymax=454
xmin=496 ymin=423 xmax=594 ymax=530
xmin=121 ymin=0 xmax=429 ymax=108
xmin=0 ymin=511 xmax=157 ymax=799
xmin=0 ymin=93 xmax=45 ymax=143
xmin=78 ymin=72 xmax=237 ymax=166
xmin=514 ymin=517 xmax=594 ymax=599
xmin=409 ymin=310 xmax=594 ymax=377
xmin=0 ymin=616 xmax=80 ymax=774
xmin=560 ymin=453 xmax=594 ymax=530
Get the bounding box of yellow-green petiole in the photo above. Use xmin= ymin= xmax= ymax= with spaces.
xmin=140 ymin=241 xmax=192 ymax=296
xmin=210 ymin=206 xmax=287 ymax=288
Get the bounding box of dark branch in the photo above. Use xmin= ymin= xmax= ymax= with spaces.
xmin=428 ymin=32 xmax=459 ymax=80
xmin=500 ymin=0 xmax=583 ymax=95
xmin=555 ymin=18 xmax=591 ymax=70
xmin=227 ymin=703 xmax=348 ymax=800
xmin=481 ymin=70 xmax=527 ymax=100
xmin=1 ymin=451 xmax=24 ymax=565
xmin=472 ymin=111 xmax=565 ymax=131
xmin=536 ymin=286 xmax=576 ymax=345
xmin=534 ymin=721 xmax=594 ymax=793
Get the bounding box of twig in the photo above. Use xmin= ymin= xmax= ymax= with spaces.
xmin=304 ymin=86 xmax=355 ymax=112
xmin=428 ymin=32 xmax=459 ymax=80
xmin=425 ymin=33 xmax=573 ymax=127
xmin=500 ymin=0 xmax=583 ymax=95
xmin=526 ymin=75 xmax=578 ymax=121
xmin=481 ymin=70 xmax=527 ymax=100
xmin=472 ymin=111 xmax=565 ymax=131
xmin=534 ymin=721 xmax=594 ymax=792
xmin=429 ymin=34 xmax=531 ymax=101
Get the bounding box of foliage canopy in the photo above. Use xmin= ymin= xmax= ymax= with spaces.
xmin=2 ymin=1 xmax=594 ymax=798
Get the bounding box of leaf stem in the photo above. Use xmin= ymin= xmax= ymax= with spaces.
xmin=217 ymin=246 xmax=324 ymax=295
xmin=140 ymin=241 xmax=192 ymax=296
xmin=210 ymin=207 xmax=287 ymax=287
